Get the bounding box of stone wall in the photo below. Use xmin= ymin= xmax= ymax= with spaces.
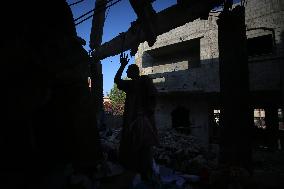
xmin=246 ymin=0 xmax=284 ymax=92
xmin=136 ymin=0 xmax=284 ymax=94
xmin=135 ymin=0 xmax=284 ymax=141
xmin=154 ymin=95 xmax=210 ymax=145
xmin=136 ymin=13 xmax=220 ymax=93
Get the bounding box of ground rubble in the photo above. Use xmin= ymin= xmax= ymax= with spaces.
xmin=100 ymin=128 xmax=218 ymax=173
xmin=98 ymin=128 xmax=284 ymax=189
xmin=97 ymin=128 xmax=219 ymax=188
xmin=153 ymin=129 xmax=219 ymax=175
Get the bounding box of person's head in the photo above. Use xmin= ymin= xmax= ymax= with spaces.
xmin=126 ymin=64 xmax=140 ymax=79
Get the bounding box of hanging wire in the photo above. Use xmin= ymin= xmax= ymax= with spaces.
xmin=75 ymin=0 xmax=122 ymax=25
xmin=74 ymin=0 xmax=119 ymax=23
xmin=74 ymin=9 xmax=94 ymax=22
xmin=74 ymin=0 xmax=113 ymax=22
xmin=68 ymin=0 xmax=85 ymax=7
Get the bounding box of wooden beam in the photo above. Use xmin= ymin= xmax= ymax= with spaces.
xmin=90 ymin=0 xmax=107 ymax=50
xmin=89 ymin=0 xmax=107 ymax=125
xmin=93 ymin=0 xmax=223 ymax=60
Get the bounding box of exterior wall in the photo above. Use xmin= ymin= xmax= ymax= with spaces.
xmin=136 ymin=14 xmax=220 ymax=93
xmin=135 ymin=0 xmax=284 ymax=142
xmin=246 ymin=0 xmax=284 ymax=91
xmin=155 ymin=95 xmax=210 ymax=145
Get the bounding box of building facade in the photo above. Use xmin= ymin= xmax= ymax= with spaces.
xmin=135 ymin=0 xmax=284 ymax=145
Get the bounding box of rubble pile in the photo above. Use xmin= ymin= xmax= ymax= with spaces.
xmin=100 ymin=128 xmax=121 ymax=146
xmin=100 ymin=128 xmax=122 ymax=161
xmin=100 ymin=128 xmax=218 ymax=175
xmin=153 ymin=129 xmax=218 ymax=174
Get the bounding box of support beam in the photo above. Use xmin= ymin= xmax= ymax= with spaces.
xmin=129 ymin=0 xmax=157 ymax=47
xmin=89 ymin=0 xmax=107 ymax=127
xmin=92 ymin=0 xmax=223 ymax=60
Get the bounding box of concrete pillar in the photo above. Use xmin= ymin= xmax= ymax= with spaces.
xmin=217 ymin=6 xmax=253 ymax=170
xmin=89 ymin=0 xmax=107 ymax=127
xmin=264 ymin=106 xmax=279 ymax=151
xmin=90 ymin=61 xmax=104 ymax=126
xmin=281 ymin=32 xmax=284 ymax=112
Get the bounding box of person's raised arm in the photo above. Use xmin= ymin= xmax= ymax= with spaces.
xmin=114 ymin=53 xmax=129 ymax=84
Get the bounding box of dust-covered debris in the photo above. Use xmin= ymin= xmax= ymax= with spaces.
xmin=153 ymin=129 xmax=218 ymax=175
xmin=100 ymin=128 xmax=219 ymax=175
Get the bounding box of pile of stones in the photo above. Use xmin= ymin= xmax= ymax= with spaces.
xmin=153 ymin=129 xmax=218 ymax=174
xmin=100 ymin=128 xmax=218 ymax=174
xmin=100 ymin=128 xmax=122 ymax=161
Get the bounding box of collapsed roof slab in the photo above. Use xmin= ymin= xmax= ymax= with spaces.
xmin=92 ymin=0 xmax=223 ymax=60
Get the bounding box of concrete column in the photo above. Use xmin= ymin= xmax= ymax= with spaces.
xmin=90 ymin=60 xmax=104 ymax=126
xmin=89 ymin=0 xmax=107 ymax=127
xmin=265 ymin=106 xmax=279 ymax=151
xmin=217 ymin=6 xmax=253 ymax=170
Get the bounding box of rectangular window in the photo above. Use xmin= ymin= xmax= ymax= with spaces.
xmin=143 ymin=38 xmax=201 ymax=69
xmin=247 ymin=34 xmax=273 ymax=56
xmin=254 ymin=109 xmax=266 ymax=129
xmin=213 ymin=109 xmax=221 ymax=126
xmin=279 ymin=108 xmax=284 ymax=130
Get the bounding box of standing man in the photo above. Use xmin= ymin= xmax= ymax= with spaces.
xmin=114 ymin=53 xmax=158 ymax=182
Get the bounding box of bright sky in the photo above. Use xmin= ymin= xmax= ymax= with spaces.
xmin=67 ymin=0 xmax=176 ymax=95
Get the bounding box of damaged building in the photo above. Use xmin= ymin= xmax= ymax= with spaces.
xmin=2 ymin=0 xmax=284 ymax=188
xmin=135 ymin=0 xmax=284 ymax=146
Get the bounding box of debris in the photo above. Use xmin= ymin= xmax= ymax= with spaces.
xmin=100 ymin=128 xmax=217 ymax=188
xmin=153 ymin=129 xmax=217 ymax=174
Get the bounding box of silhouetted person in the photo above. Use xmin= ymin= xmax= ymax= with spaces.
xmin=114 ymin=53 xmax=158 ymax=181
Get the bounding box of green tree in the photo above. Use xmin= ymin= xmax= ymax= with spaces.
xmin=109 ymin=83 xmax=126 ymax=115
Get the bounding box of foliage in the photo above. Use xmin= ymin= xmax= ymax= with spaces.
xmin=105 ymin=83 xmax=126 ymax=115
xmin=103 ymin=100 xmax=113 ymax=114
xmin=109 ymin=83 xmax=126 ymax=105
